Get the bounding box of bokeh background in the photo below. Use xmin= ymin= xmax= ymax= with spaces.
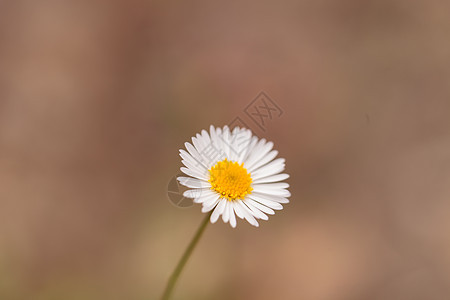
xmin=1 ymin=1 xmax=450 ymax=299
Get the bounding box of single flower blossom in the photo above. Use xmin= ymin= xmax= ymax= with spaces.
xmin=178 ymin=125 xmax=290 ymax=227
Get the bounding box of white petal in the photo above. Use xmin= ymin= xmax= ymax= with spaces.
xmin=177 ymin=177 xmax=210 ymax=189
xmin=252 ymin=173 xmax=290 ymax=184
xmin=227 ymin=128 xmax=239 ymax=161
xmin=210 ymin=199 xmax=227 ymax=223
xmin=232 ymin=201 xmax=244 ymax=219
xmin=252 ymin=186 xmax=291 ymax=197
xmin=201 ymin=129 xmax=211 ymax=145
xmin=207 ymin=126 xmax=226 ymax=167
xmin=229 ymin=204 xmax=237 ymax=228
xmin=180 ymin=167 xmax=208 ymax=181
xmin=185 ymin=142 xmax=208 ymax=168
xmin=252 ymin=183 xmax=290 ymax=190
xmin=238 ymin=136 xmax=259 ymax=164
xmin=247 ymin=150 xmax=278 ymax=173
xmin=209 ymin=125 xmax=216 ymax=133
xmin=192 ymin=136 xmax=206 ymax=155
xmin=209 ymin=125 xmax=222 ymax=150
xmin=235 ymin=130 xmax=253 ymax=164
xmin=181 ymin=159 xmax=206 ymax=176
xmin=268 ymin=196 xmax=289 ymax=204
xmin=193 ymin=190 xmax=218 ymax=204
xmin=222 ymin=200 xmax=230 ymax=223
xmin=221 ymin=126 xmax=232 ymax=159
xmin=248 ymin=194 xmax=284 ymax=210
xmin=243 ymin=139 xmax=265 ymax=166
xmin=251 ymin=192 xmax=290 ymax=203
xmin=236 ymin=201 xmax=259 ymax=227
xmin=196 ymin=131 xmax=210 ymax=149
xmin=253 ymin=186 xmax=291 ymax=197
xmin=244 ymin=139 xmax=273 ymax=169
xmin=179 ymin=149 xmax=207 ymax=171
xmin=246 ymin=198 xmax=275 ymax=215
xmin=201 ymin=196 xmax=220 ymax=212
xmin=228 ymin=127 xmax=252 ymax=162
xmin=183 ymin=188 xmax=210 ymax=198
xmin=251 ymin=158 xmax=285 ymax=180
xmin=243 ymin=200 xmax=268 ymax=220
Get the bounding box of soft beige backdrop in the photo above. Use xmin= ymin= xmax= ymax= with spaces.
xmin=1 ymin=1 xmax=450 ymax=299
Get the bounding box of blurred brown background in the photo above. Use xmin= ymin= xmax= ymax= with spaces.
xmin=1 ymin=0 xmax=450 ymax=299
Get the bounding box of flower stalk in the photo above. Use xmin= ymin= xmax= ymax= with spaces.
xmin=161 ymin=211 xmax=212 ymax=300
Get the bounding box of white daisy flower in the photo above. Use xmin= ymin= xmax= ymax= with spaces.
xmin=177 ymin=125 xmax=290 ymax=228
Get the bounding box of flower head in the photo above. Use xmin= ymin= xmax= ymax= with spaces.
xmin=178 ymin=125 xmax=290 ymax=227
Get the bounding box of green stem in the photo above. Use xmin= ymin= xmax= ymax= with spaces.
xmin=161 ymin=212 xmax=212 ymax=300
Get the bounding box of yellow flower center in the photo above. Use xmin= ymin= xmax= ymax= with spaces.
xmin=208 ymin=159 xmax=253 ymax=201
